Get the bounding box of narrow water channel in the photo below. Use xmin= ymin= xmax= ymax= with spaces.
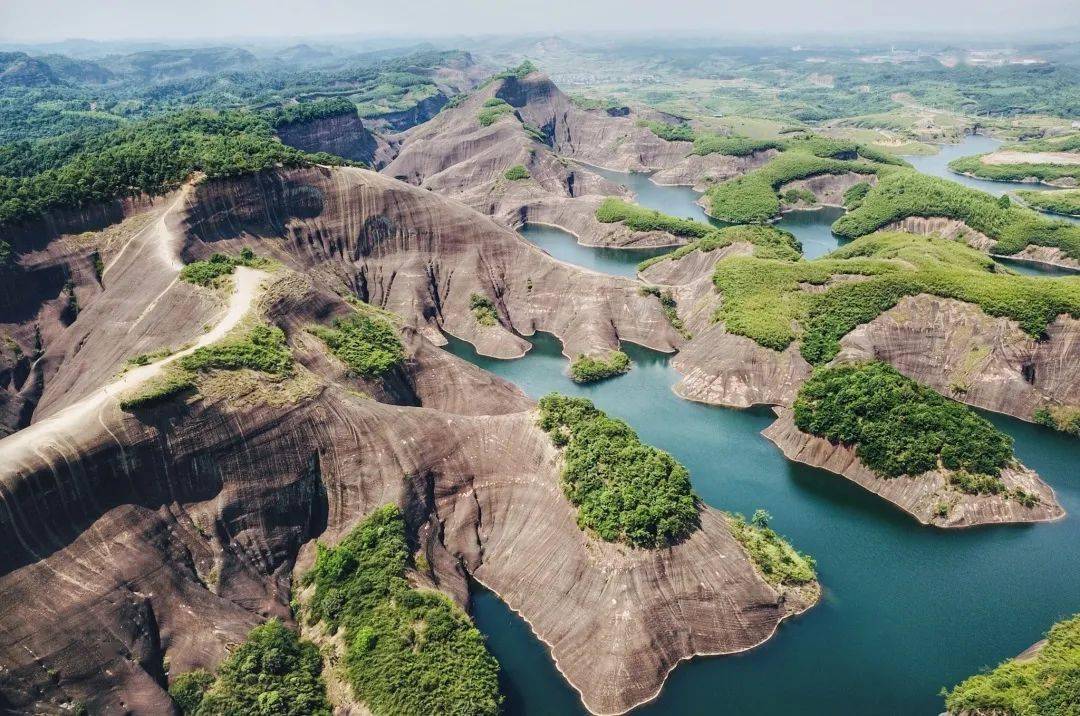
xmin=455 ymin=149 xmax=1079 ymax=714
xmin=450 ymin=332 xmax=1079 ymax=715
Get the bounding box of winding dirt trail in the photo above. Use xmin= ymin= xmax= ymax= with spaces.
xmin=0 ymin=267 xmax=267 ymax=462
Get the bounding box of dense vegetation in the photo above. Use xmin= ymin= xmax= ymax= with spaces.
xmin=704 ymin=146 xmax=895 ymax=223
xmin=179 ymin=248 xmax=270 ymax=286
xmin=307 ymin=310 xmax=404 ymax=379
xmin=637 ymin=119 xmax=695 ymax=142
xmin=832 ymin=172 xmax=1080 ymax=260
xmin=596 ymin=197 xmax=712 ymax=238
xmin=469 ymin=293 xmax=498 ymax=326
xmin=569 ymin=351 xmax=631 ymax=383
xmin=691 ymin=134 xmax=783 ymax=157
xmin=170 ymin=619 xmax=331 ymax=716
xmin=794 ymin=362 xmax=1014 ymax=485
xmin=725 ymin=511 xmax=816 ymax=586
xmin=944 ymin=613 xmax=1080 ymax=715
xmin=503 ymin=164 xmax=530 ymax=180
xmin=842 ymin=181 xmax=872 ymax=209
xmin=1033 ymin=405 xmax=1080 ymax=437
xmin=1018 ymin=188 xmax=1080 ymax=217
xmin=711 ymin=232 xmax=1080 ymax=364
xmin=537 ymin=393 xmax=699 ymax=547
xmin=477 ymin=98 xmax=513 ymax=127
xmin=302 ymin=505 xmax=502 ymax=716
xmin=949 ymin=153 xmax=1079 ymax=184
xmin=265 ymin=97 xmax=357 ymax=128
xmin=0 ymin=109 xmax=348 ymax=226
xmin=637 ymin=223 xmax=803 ymax=270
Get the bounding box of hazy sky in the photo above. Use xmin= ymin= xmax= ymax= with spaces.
xmin=2 ymin=0 xmax=1079 ymax=42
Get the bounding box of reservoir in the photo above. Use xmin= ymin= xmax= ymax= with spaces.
xmin=451 ymin=154 xmax=1080 ymax=714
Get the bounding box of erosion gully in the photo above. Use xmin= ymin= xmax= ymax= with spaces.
xmin=449 ymin=136 xmax=1079 ymax=715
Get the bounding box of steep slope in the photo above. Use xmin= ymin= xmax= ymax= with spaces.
xmin=0 ymin=172 xmax=816 ymax=713
xmin=176 ymin=165 xmax=683 ymax=362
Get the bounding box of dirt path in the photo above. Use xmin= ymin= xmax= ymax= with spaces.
xmin=0 ymin=267 xmax=267 ymax=460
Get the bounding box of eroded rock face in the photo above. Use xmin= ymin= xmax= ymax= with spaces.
xmin=836 ymin=294 xmax=1080 ymax=421
xmin=762 ymin=408 xmax=1064 ymax=528
xmin=778 ymin=171 xmax=876 ymax=210
xmin=0 ymin=381 xmax=810 ymax=715
xmin=275 ymin=111 xmax=390 ymax=167
xmin=650 ymin=149 xmax=780 ymax=191
xmin=178 ymin=166 xmax=682 ymax=361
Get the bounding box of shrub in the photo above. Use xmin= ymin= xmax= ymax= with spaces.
xmin=949 ymin=153 xmax=1080 ymax=184
xmin=1019 ymin=188 xmax=1080 ymax=217
xmin=537 ymin=393 xmax=699 ymax=547
xmin=637 ymin=224 xmax=802 ymax=271
xmin=725 ymin=513 xmax=816 ymax=586
xmin=782 ymin=188 xmax=817 ymax=205
xmin=691 ymin=134 xmax=783 ymax=157
xmin=710 ymin=232 xmax=1080 ymax=363
xmin=793 ymin=362 xmax=1014 ymax=482
xmin=641 ymin=285 xmax=690 ymax=338
xmin=187 ymin=619 xmax=331 ymax=716
xmin=1033 ymin=405 xmax=1080 ymax=437
xmin=477 ymin=98 xmax=513 ymax=127
xmin=944 ymin=614 xmax=1080 ymax=715
xmin=503 ymin=164 xmax=530 ymax=181
xmin=596 ymin=198 xmax=712 ymax=238
xmin=842 ymin=181 xmax=872 ymax=209
xmin=469 ymin=293 xmax=498 ymax=326
xmin=302 ymin=505 xmax=502 ymax=716
xmin=179 ymin=248 xmax=269 ymax=286
xmin=637 ymin=119 xmax=695 ymax=142
xmin=569 ymin=351 xmax=631 ymax=383
xmin=307 ymin=313 xmax=404 ymax=379
xmin=179 ymin=325 xmax=293 ymax=376
xmin=832 ymin=171 xmax=1080 ymax=260
xmin=168 ymin=670 xmax=214 ymax=714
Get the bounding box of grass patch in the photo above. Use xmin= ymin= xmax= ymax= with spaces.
xmin=1019 ymin=188 xmax=1080 ymax=218
xmin=569 ymin=351 xmax=631 ymax=383
xmin=119 ymin=370 xmax=195 ymax=410
xmin=833 ymin=172 xmax=1080 ymax=260
xmin=503 ymin=164 xmax=530 ymax=181
xmin=537 ymin=393 xmax=699 ymax=547
xmin=469 ymin=293 xmax=498 ymax=326
xmin=943 ymin=613 xmax=1080 ymax=716
xmin=725 ymin=511 xmax=816 ymax=586
xmin=711 ymin=232 xmax=1080 ymax=364
xmin=169 ymin=619 xmax=330 ymax=715
xmin=302 ymin=505 xmax=502 ymax=716
xmin=306 ymin=312 xmax=404 ymax=379
xmin=179 ymin=248 xmax=271 ymax=286
xmin=794 ymin=362 xmax=1013 ymax=482
xmin=477 ymin=98 xmax=513 ymax=127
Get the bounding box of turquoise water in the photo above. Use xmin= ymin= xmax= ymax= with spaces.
xmin=468 ymin=160 xmax=1079 ymax=714
xmin=452 ymin=332 xmax=1079 ymax=715
xmin=518 ymin=224 xmax=669 ymax=277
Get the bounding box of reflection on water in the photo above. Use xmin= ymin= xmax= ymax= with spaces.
xmin=519 ymin=224 xmax=668 ymax=278
xmin=447 ymin=332 xmax=1080 ymax=716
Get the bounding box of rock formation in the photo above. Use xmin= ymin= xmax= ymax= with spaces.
xmin=0 ymin=166 xmax=818 ymax=715
xmin=275 ymin=110 xmax=391 ymax=167
xmin=763 ymin=408 xmax=1063 ymax=528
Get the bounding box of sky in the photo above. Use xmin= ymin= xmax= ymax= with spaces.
xmin=2 ymin=0 xmax=1079 ymax=43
